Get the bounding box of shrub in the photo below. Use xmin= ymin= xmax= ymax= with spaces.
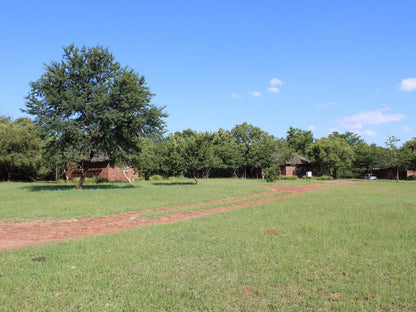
xmin=263 ymin=166 xmax=280 ymax=182
xmin=94 ymin=176 xmax=108 ymax=183
xmin=279 ymin=175 xmax=298 ymax=180
xmin=316 ymin=175 xmax=334 ymax=180
xmin=149 ymin=174 xmax=164 ymax=181
xmin=69 ymin=177 xmax=104 ymax=184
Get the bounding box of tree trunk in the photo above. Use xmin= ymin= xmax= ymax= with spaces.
xmin=204 ymin=168 xmax=211 ymax=179
xmin=7 ymin=169 xmax=11 ymax=182
xmin=193 ymin=169 xmax=200 ymax=185
xmin=122 ymin=169 xmax=133 ymax=184
xmin=76 ymin=174 xmax=86 ymax=189
xmin=76 ymin=161 xmax=90 ymax=189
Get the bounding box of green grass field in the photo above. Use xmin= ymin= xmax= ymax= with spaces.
xmin=0 ymin=178 xmax=270 ymax=221
xmin=0 ymin=179 xmax=415 ymax=311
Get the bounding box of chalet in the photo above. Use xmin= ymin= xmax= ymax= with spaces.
xmin=280 ymin=155 xmax=312 ymax=178
xmin=249 ymin=155 xmax=312 ymax=179
xmin=66 ymin=158 xmax=138 ymax=182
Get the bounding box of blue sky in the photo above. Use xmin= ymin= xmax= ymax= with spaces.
xmin=1 ymin=0 xmax=415 ymax=146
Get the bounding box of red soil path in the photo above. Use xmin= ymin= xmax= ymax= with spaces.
xmin=0 ymin=181 xmax=356 ymax=252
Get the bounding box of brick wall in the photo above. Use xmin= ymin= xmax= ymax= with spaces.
xmin=67 ymin=162 xmax=139 ymax=182
xmin=106 ymin=166 xmax=139 ymax=182
xmin=407 ymin=170 xmax=416 ymax=178
xmin=280 ymin=164 xmax=312 ymax=178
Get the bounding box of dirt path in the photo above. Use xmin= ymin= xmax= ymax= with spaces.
xmin=0 ymin=181 xmax=356 ymax=251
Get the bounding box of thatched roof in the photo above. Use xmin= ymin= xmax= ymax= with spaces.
xmin=286 ymin=154 xmax=311 ymax=165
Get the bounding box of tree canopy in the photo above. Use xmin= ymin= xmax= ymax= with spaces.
xmin=24 ymin=45 xmax=167 ymax=188
xmin=384 ymin=136 xmax=411 ymax=181
xmin=307 ymin=136 xmax=355 ymax=178
xmin=401 ymin=137 xmax=416 ymax=170
xmin=286 ymin=127 xmax=314 ymax=155
xmin=3 ymin=111 xmax=416 ymax=182
xmin=0 ymin=117 xmax=42 ymax=181
xmin=231 ymin=122 xmax=267 ymax=178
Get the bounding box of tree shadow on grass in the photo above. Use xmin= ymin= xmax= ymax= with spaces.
xmin=151 ymin=182 xmax=196 ymax=186
xmin=25 ymin=183 xmax=137 ymax=192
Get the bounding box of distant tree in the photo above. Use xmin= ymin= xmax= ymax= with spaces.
xmin=179 ymin=130 xmax=222 ymax=184
xmin=307 ymin=136 xmax=355 ymax=178
xmin=330 ymin=131 xmax=364 ymax=147
xmin=353 ymin=142 xmax=385 ymax=174
xmin=286 ymin=127 xmax=314 ymax=155
xmin=401 ymin=138 xmax=416 ymax=170
xmin=384 ymin=136 xmax=411 ymax=181
xmin=248 ymin=135 xmax=293 ymax=177
xmin=215 ymin=128 xmax=244 ymax=177
xmin=0 ymin=117 xmax=42 ymax=181
xmin=130 ymin=137 xmax=160 ymax=180
xmin=156 ymin=133 xmax=186 ymax=177
xmin=231 ymin=122 xmax=267 ymax=178
xmin=24 ymin=45 xmax=166 ymax=189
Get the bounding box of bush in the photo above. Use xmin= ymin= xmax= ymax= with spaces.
xmin=69 ymin=177 xmax=106 ymax=184
xmin=94 ymin=176 xmax=108 ymax=183
xmin=316 ymin=175 xmax=334 ymax=180
xmin=263 ymin=166 xmax=280 ymax=182
xmin=407 ymin=175 xmax=416 ymax=181
xmin=149 ymin=174 xmax=164 ymax=181
xmin=279 ymin=175 xmax=298 ymax=180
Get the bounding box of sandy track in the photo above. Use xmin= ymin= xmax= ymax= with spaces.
xmin=0 ymin=181 xmax=355 ymax=251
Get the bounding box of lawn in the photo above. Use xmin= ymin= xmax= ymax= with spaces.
xmin=0 ymin=178 xmax=270 ymax=221
xmin=0 ymin=179 xmax=415 ymax=311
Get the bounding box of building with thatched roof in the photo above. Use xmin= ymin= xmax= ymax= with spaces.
xmin=66 ymin=158 xmax=138 ymax=182
xmin=280 ymin=154 xmax=312 ymax=178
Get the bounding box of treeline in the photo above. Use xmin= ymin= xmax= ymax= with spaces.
xmin=1 ymin=116 xmax=415 ymax=182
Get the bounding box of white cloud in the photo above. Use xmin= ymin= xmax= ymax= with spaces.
xmin=249 ymin=91 xmax=262 ymax=97
xmin=308 ymin=125 xmax=316 ymax=131
xmin=398 ymin=78 xmax=416 ymax=91
xmin=402 ymin=126 xmax=412 ymax=133
xmin=270 ymin=78 xmax=283 ymax=86
xmin=268 ymin=87 xmax=280 ymax=93
xmin=356 ymin=129 xmax=377 ymax=137
xmin=337 ymin=106 xmax=405 ymax=132
xmin=230 ymin=93 xmax=241 ymax=99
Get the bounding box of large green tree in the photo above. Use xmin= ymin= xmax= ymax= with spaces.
xmin=248 ymin=135 xmax=293 ymax=177
xmin=307 ymin=136 xmax=355 ymax=178
xmin=176 ymin=130 xmax=222 ymax=184
xmin=231 ymin=122 xmax=266 ymax=178
xmin=286 ymin=127 xmax=314 ymax=155
xmin=215 ymin=128 xmax=244 ymax=178
xmin=401 ymin=138 xmax=416 ymax=171
xmin=24 ymin=45 xmax=166 ymax=188
xmin=329 ymin=131 xmax=364 ymax=147
xmin=353 ymin=142 xmax=385 ymax=174
xmin=384 ymin=136 xmax=412 ymax=181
